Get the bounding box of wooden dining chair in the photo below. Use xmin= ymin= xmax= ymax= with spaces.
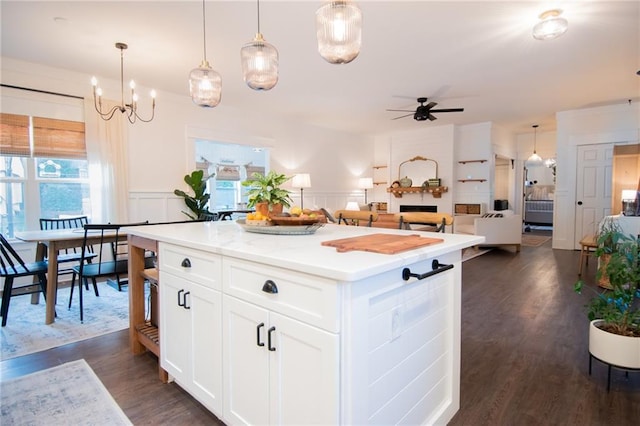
xmin=39 ymin=216 xmax=97 ymax=292
xmin=334 ymin=210 xmax=379 ymax=227
xmin=393 ymin=212 xmax=454 ymax=233
xmin=0 ymin=234 xmax=49 ymax=326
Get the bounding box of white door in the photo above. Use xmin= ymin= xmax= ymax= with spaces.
xmin=160 ymin=272 xmax=191 ymax=383
xmin=269 ymin=312 xmax=339 ymax=426
xmin=223 ymin=296 xmax=270 ymax=425
xmin=575 ymin=144 xmax=613 ymax=248
xmin=190 ymin=284 xmax=223 ymax=415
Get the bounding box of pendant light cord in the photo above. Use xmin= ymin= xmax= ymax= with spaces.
xmin=201 ymin=0 xmax=207 ymax=62
xmin=256 ymin=0 xmax=261 ymax=34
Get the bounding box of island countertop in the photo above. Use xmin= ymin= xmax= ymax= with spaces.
xmin=126 ymin=220 xmax=484 ymax=282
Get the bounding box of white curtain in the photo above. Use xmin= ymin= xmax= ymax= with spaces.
xmin=83 ymin=98 xmax=130 ymax=224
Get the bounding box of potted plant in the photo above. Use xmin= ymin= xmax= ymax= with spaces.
xmin=173 ymin=169 xmax=215 ymax=220
xmin=574 ymin=224 xmax=640 ymax=375
xmin=241 ymin=170 xmax=293 ymax=216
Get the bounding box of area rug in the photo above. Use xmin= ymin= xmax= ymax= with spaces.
xmin=521 ymin=234 xmax=552 ymax=247
xmin=0 ymin=359 xmax=132 ymax=425
xmin=1 ymin=282 xmax=143 ymax=360
xmin=462 ymin=246 xmax=492 ymax=262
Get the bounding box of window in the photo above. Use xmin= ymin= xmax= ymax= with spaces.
xmin=0 ymin=113 xmax=89 ymax=237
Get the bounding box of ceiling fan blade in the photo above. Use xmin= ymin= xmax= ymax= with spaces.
xmin=425 ymin=102 xmax=437 ymax=109
xmin=429 ymin=108 xmax=464 ymax=113
xmin=386 ymin=109 xmax=415 ymax=113
xmin=428 ymin=114 xmax=437 ymax=121
xmin=392 ymin=113 xmax=414 ymax=120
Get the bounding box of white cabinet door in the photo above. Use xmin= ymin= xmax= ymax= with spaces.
xmin=223 ymin=295 xmax=270 ymax=425
xmin=161 ymin=271 xmax=223 ymax=416
xmin=160 ymin=272 xmax=191 ymax=383
xmin=269 ymin=312 xmax=339 ymax=425
xmin=223 ymin=296 xmax=339 ymax=425
xmin=189 ymin=283 xmax=223 ymax=415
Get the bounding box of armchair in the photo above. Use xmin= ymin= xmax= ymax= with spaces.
xmin=454 ymin=212 xmax=522 ymax=252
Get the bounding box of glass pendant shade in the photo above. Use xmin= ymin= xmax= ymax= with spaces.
xmin=241 ymin=34 xmax=279 ymax=90
xmin=316 ymin=1 xmax=362 ymax=64
xmin=532 ymin=9 xmax=568 ymax=40
xmin=189 ymin=60 xmax=222 ymax=107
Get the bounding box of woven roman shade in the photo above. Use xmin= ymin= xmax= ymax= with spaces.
xmin=0 ymin=113 xmax=30 ymax=156
xmin=32 ymin=116 xmax=86 ymax=159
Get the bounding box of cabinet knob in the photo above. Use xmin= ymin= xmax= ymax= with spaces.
xmin=262 ymin=280 xmax=278 ymax=294
xmin=181 ymin=258 xmax=192 ymax=268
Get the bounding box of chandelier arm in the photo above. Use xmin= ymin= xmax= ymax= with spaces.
xmin=133 ymin=106 xmax=156 ymax=123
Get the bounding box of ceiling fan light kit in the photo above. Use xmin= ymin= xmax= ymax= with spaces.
xmin=387 ymin=97 xmax=464 ymax=122
xmin=532 ymin=9 xmax=568 ymax=40
xmin=316 ymin=0 xmax=362 ymax=64
xmin=241 ymin=0 xmax=279 ymax=91
xmin=91 ymin=42 xmax=156 ymax=123
xmin=189 ymin=0 xmax=222 ymax=107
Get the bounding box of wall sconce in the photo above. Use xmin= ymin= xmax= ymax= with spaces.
xmin=621 ymin=189 xmax=637 ymax=216
xmin=358 ymin=177 xmax=373 ymax=204
xmin=291 ymin=173 xmax=311 ymax=209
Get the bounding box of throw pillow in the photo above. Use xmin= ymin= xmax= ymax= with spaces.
xmin=481 ymin=213 xmax=504 ymax=218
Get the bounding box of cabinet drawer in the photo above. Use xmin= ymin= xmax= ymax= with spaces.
xmin=159 ymin=242 xmax=222 ymax=290
xmin=223 ymin=258 xmax=339 ymax=333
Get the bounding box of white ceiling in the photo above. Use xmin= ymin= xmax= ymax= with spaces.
xmin=2 ymin=1 xmax=639 ymax=136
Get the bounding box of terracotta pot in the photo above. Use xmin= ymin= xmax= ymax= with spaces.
xmin=255 ymin=202 xmax=283 ymax=217
xmin=589 ymin=319 xmax=640 ymax=369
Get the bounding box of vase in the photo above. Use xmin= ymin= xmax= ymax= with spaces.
xmin=255 ymin=202 xmax=284 ymax=217
xmin=589 ymin=319 xmax=640 ymax=369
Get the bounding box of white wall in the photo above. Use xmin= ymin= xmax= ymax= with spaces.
xmin=2 ymin=57 xmax=374 ymax=222
xmin=554 ymin=102 xmax=640 ymax=250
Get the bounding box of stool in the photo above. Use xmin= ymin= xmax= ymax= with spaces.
xmin=579 ymin=234 xmax=598 ymax=276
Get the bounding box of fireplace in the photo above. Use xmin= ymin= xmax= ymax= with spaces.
xmin=400 ymin=205 xmax=437 ymax=213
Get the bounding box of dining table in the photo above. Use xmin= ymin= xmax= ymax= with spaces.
xmin=14 ymin=228 xmax=125 ymax=324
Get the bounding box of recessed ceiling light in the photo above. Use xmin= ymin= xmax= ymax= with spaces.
xmin=532 ymin=9 xmax=568 ymax=40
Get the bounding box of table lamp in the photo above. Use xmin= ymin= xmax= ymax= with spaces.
xmin=621 ymin=189 xmax=637 ymax=216
xmin=345 ymin=201 xmax=360 ymax=211
xmin=292 ymin=173 xmax=311 ymax=210
xmin=358 ymin=177 xmax=374 ymax=205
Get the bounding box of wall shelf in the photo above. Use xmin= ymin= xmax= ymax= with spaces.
xmin=458 ymin=159 xmax=487 ymax=164
xmin=386 ymin=186 xmax=448 ymax=198
xmin=373 ymin=181 xmax=387 ymax=186
xmin=373 ymin=165 xmax=388 ymax=169
xmin=458 ymin=179 xmax=487 ymax=183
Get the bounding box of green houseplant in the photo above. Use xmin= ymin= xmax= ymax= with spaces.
xmin=173 ymin=169 xmax=215 ymax=220
xmin=574 ymin=218 xmax=640 ymax=373
xmin=241 ymin=170 xmax=293 ymax=214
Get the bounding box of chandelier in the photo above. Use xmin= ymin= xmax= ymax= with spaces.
xmin=241 ymin=0 xmax=279 ymax=90
xmin=316 ymin=1 xmax=362 ymax=64
xmin=532 ymin=9 xmax=568 ymax=41
xmin=189 ymin=0 xmax=222 ymax=107
xmin=91 ymin=42 xmax=156 ymax=123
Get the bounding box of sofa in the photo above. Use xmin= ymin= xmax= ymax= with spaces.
xmin=454 ymin=211 xmax=522 ymax=252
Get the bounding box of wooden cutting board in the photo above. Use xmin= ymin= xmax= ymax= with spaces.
xmin=321 ymin=233 xmax=444 ymax=254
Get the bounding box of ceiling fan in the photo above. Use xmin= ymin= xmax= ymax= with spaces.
xmin=387 ymin=97 xmax=464 ymax=121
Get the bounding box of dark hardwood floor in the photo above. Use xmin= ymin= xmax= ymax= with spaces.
xmin=2 ymin=234 xmax=638 ymax=425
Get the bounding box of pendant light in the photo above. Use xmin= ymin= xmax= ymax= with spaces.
xmin=189 ymin=0 xmax=222 ymax=107
xmin=527 ymin=124 xmax=543 ymax=167
xmin=532 ymin=9 xmax=568 ymax=41
xmin=316 ymin=1 xmax=362 ymax=64
xmin=241 ymin=0 xmax=279 ymax=90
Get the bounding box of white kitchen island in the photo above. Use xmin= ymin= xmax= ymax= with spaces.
xmin=126 ymin=221 xmax=483 ymax=425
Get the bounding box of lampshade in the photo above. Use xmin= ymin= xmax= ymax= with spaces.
xmin=345 ymin=201 xmax=360 ymax=211
xmin=190 ymin=0 xmax=222 ymax=107
xmin=316 ymin=0 xmax=362 ymax=64
xmin=189 ymin=61 xmax=222 ymax=107
xmin=241 ymin=35 xmax=279 ymax=90
xmin=621 ymin=190 xmax=637 ymax=201
xmin=358 ymin=177 xmax=373 ymax=189
xmin=292 ymin=173 xmax=311 ymax=188
xmin=532 ymin=9 xmax=568 ymax=41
